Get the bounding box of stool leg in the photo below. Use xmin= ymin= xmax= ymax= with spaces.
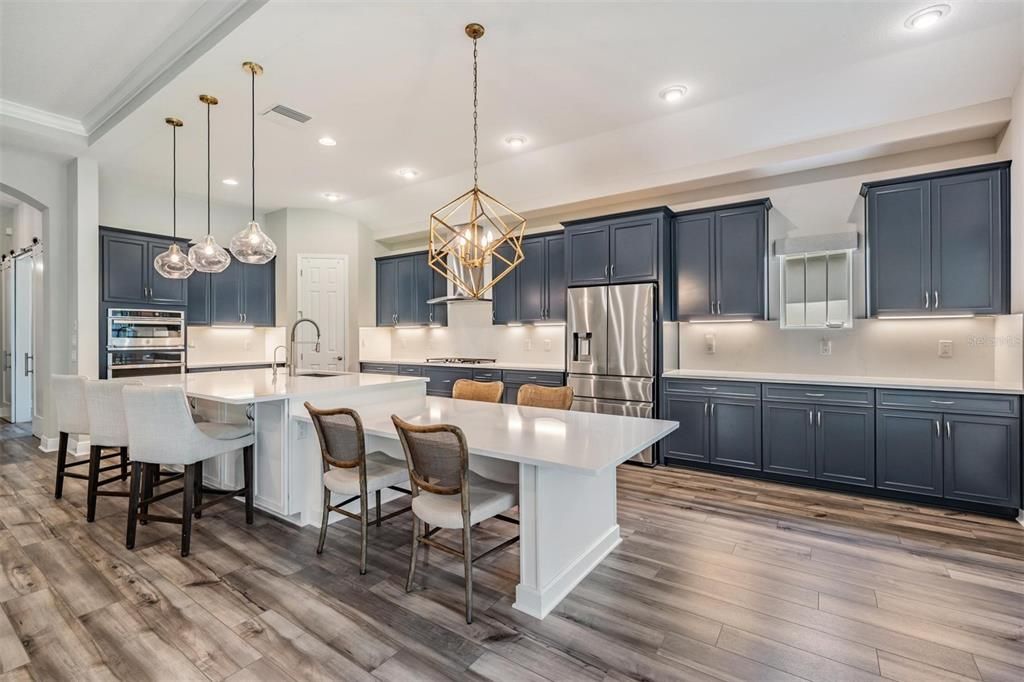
xmin=243 ymin=445 xmax=254 ymax=525
xmin=406 ymin=516 xmax=419 ymax=591
xmin=317 ymin=487 xmax=330 ymax=555
xmin=181 ymin=464 xmax=195 ymax=557
xmin=463 ymin=520 xmax=473 ymax=624
xmin=194 ymin=460 xmax=203 ymax=519
xmin=126 ymin=462 xmax=142 ymax=549
xmin=120 ymin=446 xmax=129 ymax=481
xmin=54 ymin=432 xmax=69 ymax=499
xmin=359 ymin=490 xmax=368 ymax=575
xmin=140 ymin=463 xmax=154 ymax=525
xmin=86 ymin=446 xmax=101 ymax=522
xmin=375 ymin=489 xmax=382 ymax=527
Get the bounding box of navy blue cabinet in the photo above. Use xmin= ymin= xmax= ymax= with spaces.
xmin=563 ymin=210 xmax=666 ymax=287
xmin=186 ymin=272 xmax=211 ymax=325
xmin=501 ymin=369 xmax=564 ymax=404
xmin=944 ymin=414 xmax=1020 ymax=507
xmin=763 ymin=402 xmax=815 ymax=478
xmin=491 ymin=232 xmax=566 ymax=324
xmin=709 ymin=398 xmax=761 ymax=470
xmin=205 ymin=257 xmax=275 ymax=326
xmin=101 ymin=228 xmax=188 ymax=307
xmin=546 ymin=235 xmax=567 ymax=320
xmin=243 ymin=261 xmax=275 ymax=326
xmin=877 ymin=409 xmax=944 ymax=497
xmin=492 ymin=241 xmax=518 ymax=324
xmin=816 ymin=405 xmax=874 ymax=487
xmin=662 ymin=380 xmax=761 ymax=470
xmin=663 ymin=395 xmax=710 ymax=464
xmin=863 ymin=163 xmax=1009 ymax=316
xmin=376 ymin=258 xmax=400 ymax=326
xmin=375 ymin=252 xmax=446 ymax=327
xmin=672 ymin=200 xmax=768 ymax=320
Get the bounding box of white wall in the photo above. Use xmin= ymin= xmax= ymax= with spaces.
xmin=996 ymin=67 xmax=1024 ymax=314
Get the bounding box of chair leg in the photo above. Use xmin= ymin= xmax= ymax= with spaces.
xmin=359 ymin=490 xmax=368 ymax=575
xmin=126 ymin=462 xmax=142 ymax=549
xmin=54 ymin=432 xmax=69 ymax=499
xmin=181 ymin=464 xmax=195 ymax=557
xmin=243 ymin=445 xmax=254 ymax=525
xmin=463 ymin=520 xmax=474 ymax=624
xmin=405 ymin=516 xmax=419 ymax=592
xmin=140 ymin=463 xmax=154 ymax=525
xmin=375 ymin=489 xmax=382 ymax=527
xmin=86 ymin=446 xmax=101 ymax=522
xmin=120 ymin=446 xmax=129 ymax=481
xmin=316 ymin=487 xmax=330 ymax=555
xmin=194 ymin=460 xmax=204 ymax=519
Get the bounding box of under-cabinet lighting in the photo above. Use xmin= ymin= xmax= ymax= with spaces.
xmin=531 ymin=322 xmax=566 ymax=327
xmin=506 ymin=322 xmax=524 ymax=327
xmin=688 ymin=318 xmax=754 ymax=324
xmin=876 ymin=313 xmax=976 ymax=320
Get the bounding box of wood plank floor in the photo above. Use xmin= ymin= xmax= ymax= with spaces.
xmin=1 ymin=421 xmax=1022 ymax=681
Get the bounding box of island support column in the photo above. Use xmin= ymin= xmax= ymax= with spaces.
xmin=513 ymin=463 xmax=621 ymax=619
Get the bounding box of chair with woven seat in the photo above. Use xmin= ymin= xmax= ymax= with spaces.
xmin=122 ymin=385 xmax=255 ymax=557
xmin=392 ymin=415 xmax=519 ymax=623
xmin=52 ymin=375 xmax=129 ymax=513
xmin=516 ymin=384 xmax=574 ymax=410
xmin=304 ymin=403 xmax=412 ymax=573
xmin=451 ymin=379 xmax=503 ymax=403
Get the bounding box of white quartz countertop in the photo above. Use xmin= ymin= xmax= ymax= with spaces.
xmin=296 ymin=395 xmax=677 ymax=475
xmin=362 ymin=359 xmax=565 ymax=372
xmin=662 ymin=369 xmax=1024 ymax=395
xmin=187 ymin=360 xmax=284 ymax=369
xmin=131 ymin=369 xmax=426 ymax=404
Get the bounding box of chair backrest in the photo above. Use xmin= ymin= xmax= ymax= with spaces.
xmin=84 ymin=380 xmax=139 ymax=448
xmin=391 ymin=415 xmax=468 ymax=496
xmin=122 ymin=385 xmax=200 ymax=464
xmin=517 ymin=384 xmax=574 ymax=410
xmin=304 ymin=402 xmax=365 ymax=472
xmin=452 ymin=379 xmax=504 ymax=403
xmin=52 ymin=374 xmax=89 ymax=435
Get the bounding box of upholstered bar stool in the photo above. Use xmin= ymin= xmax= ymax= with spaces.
xmin=304 ymin=403 xmax=412 ymax=573
xmin=517 ymin=384 xmax=574 ymax=410
xmin=452 ymin=379 xmax=503 ymax=403
xmin=123 ymin=385 xmax=255 ymax=557
xmin=52 ymin=374 xmax=128 ymax=505
xmin=392 ymin=415 xmax=519 ymax=623
xmin=81 ymin=380 xmax=141 ymax=521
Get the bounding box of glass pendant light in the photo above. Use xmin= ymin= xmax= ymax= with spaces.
xmin=229 ymin=61 xmax=276 ymax=264
xmin=154 ymin=117 xmax=196 ymax=280
xmin=188 ymin=94 xmax=231 ymax=273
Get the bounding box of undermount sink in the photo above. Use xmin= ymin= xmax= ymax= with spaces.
xmin=293 ymin=372 xmax=349 ymax=378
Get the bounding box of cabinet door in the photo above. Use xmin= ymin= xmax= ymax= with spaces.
xmin=102 ymin=232 xmax=149 ymax=304
xmin=663 ymin=395 xmax=709 ymax=463
xmin=210 ymin=262 xmax=244 ymax=325
xmin=186 ymin=272 xmax=211 ymax=325
xmin=243 ymin=261 xmax=275 ymax=326
xmin=492 ymin=241 xmax=518 ymax=324
xmin=868 ymin=181 xmax=931 ymax=315
xmin=518 ymin=236 xmax=546 ymax=322
xmin=412 ymin=256 xmax=434 ymax=324
xmin=876 ymin=409 xmax=942 ymax=497
xmin=816 ymin=405 xmax=874 ymax=487
xmin=672 ymin=213 xmax=714 ymax=319
xmin=146 ymin=239 xmax=188 ymax=305
xmin=376 ymin=259 xmax=399 ymax=326
xmin=609 ymin=217 xmax=659 ymax=283
xmin=944 ymin=414 xmax=1020 ymax=507
xmin=714 ymin=206 xmax=764 ymax=318
xmin=429 ymin=268 xmax=448 ymax=326
xmin=709 ymin=398 xmax=761 ymax=470
xmin=762 ymin=401 xmax=815 ymax=478
xmin=545 ymin=234 xmax=566 ymax=320
xmin=931 ymin=170 xmax=1004 ymax=314
xmin=565 ymin=224 xmax=609 ymax=286
xmin=395 ymin=256 xmax=418 ymax=325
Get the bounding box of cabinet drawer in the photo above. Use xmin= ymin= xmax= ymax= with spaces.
xmin=398 ymin=365 xmax=423 ymax=376
xmin=762 ymin=384 xmax=874 ymax=406
xmin=423 ymin=367 xmax=474 ymax=395
xmin=877 ymin=390 xmax=1019 ymax=417
xmin=360 ymin=363 xmax=399 ymax=375
xmin=472 ymin=369 xmax=503 ymax=381
xmin=664 ymin=378 xmax=760 ymax=399
xmin=502 ymin=370 xmax=564 ymax=386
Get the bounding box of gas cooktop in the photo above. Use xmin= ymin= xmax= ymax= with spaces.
xmin=425 ymin=357 xmax=497 ymax=365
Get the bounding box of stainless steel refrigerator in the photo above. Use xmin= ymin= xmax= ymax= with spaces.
xmin=566 ymin=283 xmax=656 ymax=464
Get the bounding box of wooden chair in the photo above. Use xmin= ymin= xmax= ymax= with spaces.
xmin=304 ymin=403 xmax=412 ymax=574
xmin=392 ymin=415 xmax=519 ymax=623
xmin=516 ymin=384 xmax=574 ymax=410
xmin=452 ymin=379 xmax=504 ymax=403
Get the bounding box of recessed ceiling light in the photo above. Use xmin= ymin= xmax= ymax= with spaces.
xmin=396 ymin=168 xmax=420 ymax=180
xmin=504 ymin=135 xmax=528 ymax=148
xmin=221 ymin=178 xmax=239 ymax=186
xmin=318 ymin=136 xmax=337 ymax=147
xmin=322 ymin=192 xmax=342 ymax=202
xmin=905 ymin=4 xmax=950 ymax=30
xmin=658 ymin=85 xmax=689 ymax=103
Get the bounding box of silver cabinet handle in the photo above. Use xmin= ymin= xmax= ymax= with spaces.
xmin=704 ymin=401 xmax=709 ymax=417
xmin=924 ymin=291 xmax=929 ymax=309
xmin=429 ymin=312 xmax=433 ymax=323
xmin=604 ymin=265 xmax=609 ymax=277
xmin=610 ymin=264 xmax=615 ymax=277
xmin=945 ymin=421 xmax=951 ymax=439
xmin=935 ymin=420 xmax=940 ymax=438
xmin=817 ymin=410 xmax=821 ymax=427
xmin=930 ymin=400 xmax=955 ymax=405
xmin=808 ymin=410 xmax=813 ymax=426
xmin=934 ymin=290 xmax=939 ymax=309
xmin=805 ymin=393 xmax=825 ymax=397
xmin=710 ymin=403 xmax=715 ymax=417
xmin=701 ymin=386 xmax=718 ymax=391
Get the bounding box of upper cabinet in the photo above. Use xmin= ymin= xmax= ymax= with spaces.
xmin=491 ymin=232 xmax=566 ymax=324
xmin=671 ymin=199 xmax=770 ymax=321
xmin=863 ymin=163 xmax=1009 ymax=317
xmin=375 ymin=251 xmax=447 ymax=327
xmin=189 ymin=256 xmax=276 ymax=327
xmin=563 ymin=210 xmax=668 ymax=287
xmin=101 ymin=228 xmax=189 ymax=307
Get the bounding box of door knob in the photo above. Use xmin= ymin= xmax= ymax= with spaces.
xmin=335 ymin=356 xmax=344 ymax=361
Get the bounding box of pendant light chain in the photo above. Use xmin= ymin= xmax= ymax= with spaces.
xmin=251 ymin=68 xmax=256 ymax=222
xmin=472 ymin=36 xmax=478 ymax=189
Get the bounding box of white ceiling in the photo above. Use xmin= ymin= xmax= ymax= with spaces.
xmin=9 ymin=1 xmax=1024 ymax=235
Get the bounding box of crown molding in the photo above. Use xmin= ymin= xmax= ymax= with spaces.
xmin=0 ymin=99 xmax=87 ymax=137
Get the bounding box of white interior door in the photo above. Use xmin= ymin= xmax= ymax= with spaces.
xmin=12 ymin=256 xmax=32 ymax=423
xmin=297 ymin=255 xmax=347 ymax=372
xmin=1 ymin=265 xmax=12 ymax=420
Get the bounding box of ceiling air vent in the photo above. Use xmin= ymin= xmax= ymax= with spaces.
xmin=261 ymin=104 xmax=312 ymax=129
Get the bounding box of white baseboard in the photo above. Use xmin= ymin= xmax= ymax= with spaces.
xmin=37 ymin=435 xmax=90 ymax=455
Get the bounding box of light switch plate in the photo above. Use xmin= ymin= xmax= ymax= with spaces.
xmin=525 ymin=338 xmax=533 ymax=351
xmin=544 ymin=339 xmax=551 ymax=352
xmin=704 ymin=334 xmax=716 ymax=354
xmin=819 ymin=338 xmax=832 ymax=356
xmin=938 ymin=340 xmax=954 ymax=359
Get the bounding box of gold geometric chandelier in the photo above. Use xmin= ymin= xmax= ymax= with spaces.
xmin=428 ymin=23 xmax=526 ymax=299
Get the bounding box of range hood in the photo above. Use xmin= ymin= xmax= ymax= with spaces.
xmin=426 ymin=251 xmax=494 ymax=304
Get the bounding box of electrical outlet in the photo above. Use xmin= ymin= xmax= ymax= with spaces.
xmin=704 ymin=334 xmax=716 ymax=354
xmin=544 ymin=339 xmax=551 ymax=352
xmin=819 ymin=338 xmax=832 ymax=356
xmin=938 ymin=340 xmax=954 ymax=359
xmin=525 ymin=338 xmax=533 ymax=352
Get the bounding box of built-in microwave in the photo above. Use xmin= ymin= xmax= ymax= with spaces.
xmin=106 ymin=309 xmax=185 ymax=379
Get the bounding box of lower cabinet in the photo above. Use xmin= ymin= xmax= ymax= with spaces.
xmin=423 ymin=367 xmax=473 ymax=397
xmin=763 ymin=402 xmax=815 ymax=478
xmin=816 ymin=405 xmax=874 ymax=487
xmin=709 ymin=398 xmax=761 ymax=470
xmin=663 ymin=395 xmax=710 ymax=463
xmin=876 ymin=409 xmax=946 ymax=498
xmin=502 ymin=370 xmax=565 ymax=404
xmin=944 ymin=414 xmax=1020 ymax=506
